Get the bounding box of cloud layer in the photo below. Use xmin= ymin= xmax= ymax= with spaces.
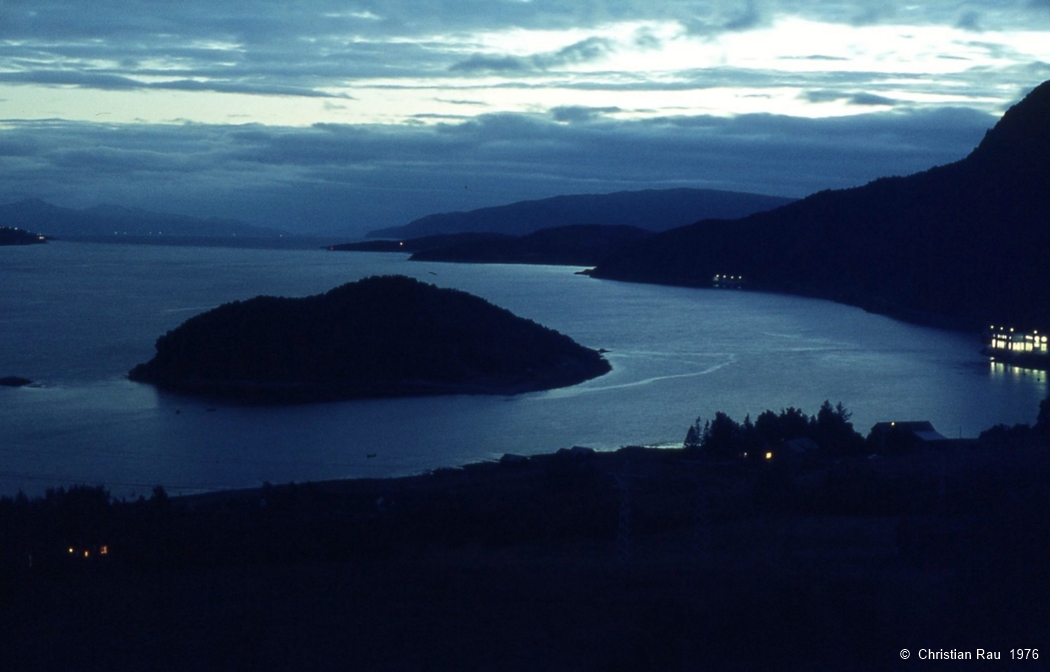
xmin=1 ymin=0 xmax=1048 ymax=233
xmin=0 ymin=106 xmax=995 ymax=234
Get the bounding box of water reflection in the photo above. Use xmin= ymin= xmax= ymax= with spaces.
xmin=989 ymin=361 xmax=1049 ymax=387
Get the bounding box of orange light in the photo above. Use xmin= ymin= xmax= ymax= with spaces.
xmin=68 ymin=547 xmax=74 ymax=554
xmin=83 ymin=550 xmax=90 ymax=558
xmin=100 ymin=545 xmax=109 ymax=555
xmin=765 ymin=452 xmax=773 ymax=460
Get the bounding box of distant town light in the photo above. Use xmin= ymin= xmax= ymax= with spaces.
xmin=765 ymin=451 xmax=773 ymax=460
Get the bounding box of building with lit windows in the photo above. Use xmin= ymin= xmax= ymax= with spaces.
xmin=983 ymin=325 xmax=1050 ymax=369
xmin=711 ymin=274 xmax=746 ymax=289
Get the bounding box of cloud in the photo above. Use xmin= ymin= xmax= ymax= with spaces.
xmin=449 ymin=54 xmax=532 ymax=73
xmin=0 ymin=106 xmax=996 ymax=235
xmin=956 ymin=11 xmax=984 ymax=31
xmin=540 ymin=37 xmax=614 ymax=66
xmin=450 ymin=36 xmax=614 ymax=74
xmin=684 ymin=0 xmax=770 ymax=36
xmin=0 ymin=0 xmax=1046 ymax=238
xmin=801 ymin=89 xmax=898 ymax=106
xmin=550 ymin=105 xmax=622 ymax=122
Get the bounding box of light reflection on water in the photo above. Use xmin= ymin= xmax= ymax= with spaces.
xmin=989 ymin=361 xmax=1049 ymax=385
xmin=1 ymin=240 xmax=1046 ymax=497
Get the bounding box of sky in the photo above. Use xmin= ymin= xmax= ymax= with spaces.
xmin=1 ymin=1 xmax=1049 ymax=236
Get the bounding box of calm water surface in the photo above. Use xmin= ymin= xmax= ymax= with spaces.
xmin=1 ymin=241 xmax=1045 ymax=497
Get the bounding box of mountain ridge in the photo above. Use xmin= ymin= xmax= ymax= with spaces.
xmin=591 ymin=80 xmax=1050 ymax=330
xmin=367 ymin=188 xmax=795 ymax=239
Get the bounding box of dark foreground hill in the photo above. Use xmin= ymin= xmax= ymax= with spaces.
xmin=128 ymin=275 xmax=610 ymax=402
xmin=368 ymin=188 xmax=795 ymax=239
xmin=593 ymin=80 xmax=1050 ymax=329
xmin=4 ymin=435 xmax=1049 ymax=670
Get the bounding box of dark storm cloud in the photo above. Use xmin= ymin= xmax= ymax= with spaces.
xmin=0 ymin=106 xmax=995 ymax=235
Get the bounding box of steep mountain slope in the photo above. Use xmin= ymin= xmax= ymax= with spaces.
xmin=367 ymin=188 xmax=795 ymax=239
xmin=592 ymin=81 xmax=1050 ymax=329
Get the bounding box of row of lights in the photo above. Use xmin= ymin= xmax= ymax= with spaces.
xmin=68 ymin=544 xmax=109 ymax=559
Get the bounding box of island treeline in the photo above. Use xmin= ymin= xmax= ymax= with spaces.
xmin=684 ymin=401 xmax=864 ymax=459
xmin=685 ymin=398 xmax=1050 ymax=459
xmin=129 ymin=275 xmax=610 ymax=402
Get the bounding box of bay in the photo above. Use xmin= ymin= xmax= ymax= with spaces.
xmin=1 ymin=240 xmax=1045 ymax=497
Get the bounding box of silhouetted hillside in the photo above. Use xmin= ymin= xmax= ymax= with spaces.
xmin=407 ymin=224 xmax=653 ymax=266
xmin=0 ymin=199 xmax=286 ymax=238
xmin=368 ymin=188 xmax=795 ymax=239
xmin=593 ymin=80 xmax=1050 ymax=329
xmin=327 ymin=232 xmax=512 ymax=253
xmin=129 ymin=275 xmax=610 ymax=402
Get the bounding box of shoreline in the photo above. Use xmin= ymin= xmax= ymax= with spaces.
xmin=5 ymin=439 xmax=1049 ymax=669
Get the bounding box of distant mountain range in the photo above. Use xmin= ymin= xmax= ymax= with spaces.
xmin=367 ymin=188 xmax=795 ymax=239
xmin=0 ymin=199 xmax=287 ymax=238
xmin=592 ymin=80 xmax=1050 ymax=330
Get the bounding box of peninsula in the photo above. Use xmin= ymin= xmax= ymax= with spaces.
xmin=329 ymin=225 xmax=654 ymax=267
xmin=0 ymin=226 xmax=46 ymax=246
xmin=128 ymin=275 xmax=610 ymax=402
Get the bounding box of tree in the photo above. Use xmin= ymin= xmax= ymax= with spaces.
xmin=814 ymin=400 xmax=863 ymax=456
xmin=1037 ymin=394 xmax=1050 ymax=438
xmin=684 ymin=418 xmax=704 ymax=451
xmin=704 ymin=412 xmax=741 ymax=458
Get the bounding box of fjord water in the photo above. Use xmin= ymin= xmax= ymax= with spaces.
xmin=1 ymin=241 xmax=1045 ymax=497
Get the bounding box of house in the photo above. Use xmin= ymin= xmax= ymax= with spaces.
xmin=782 ymin=436 xmax=820 ymax=458
xmin=869 ymin=421 xmax=949 ymax=454
xmin=711 ymin=274 xmax=746 ymax=289
xmin=983 ymin=325 xmax=1050 ymax=370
